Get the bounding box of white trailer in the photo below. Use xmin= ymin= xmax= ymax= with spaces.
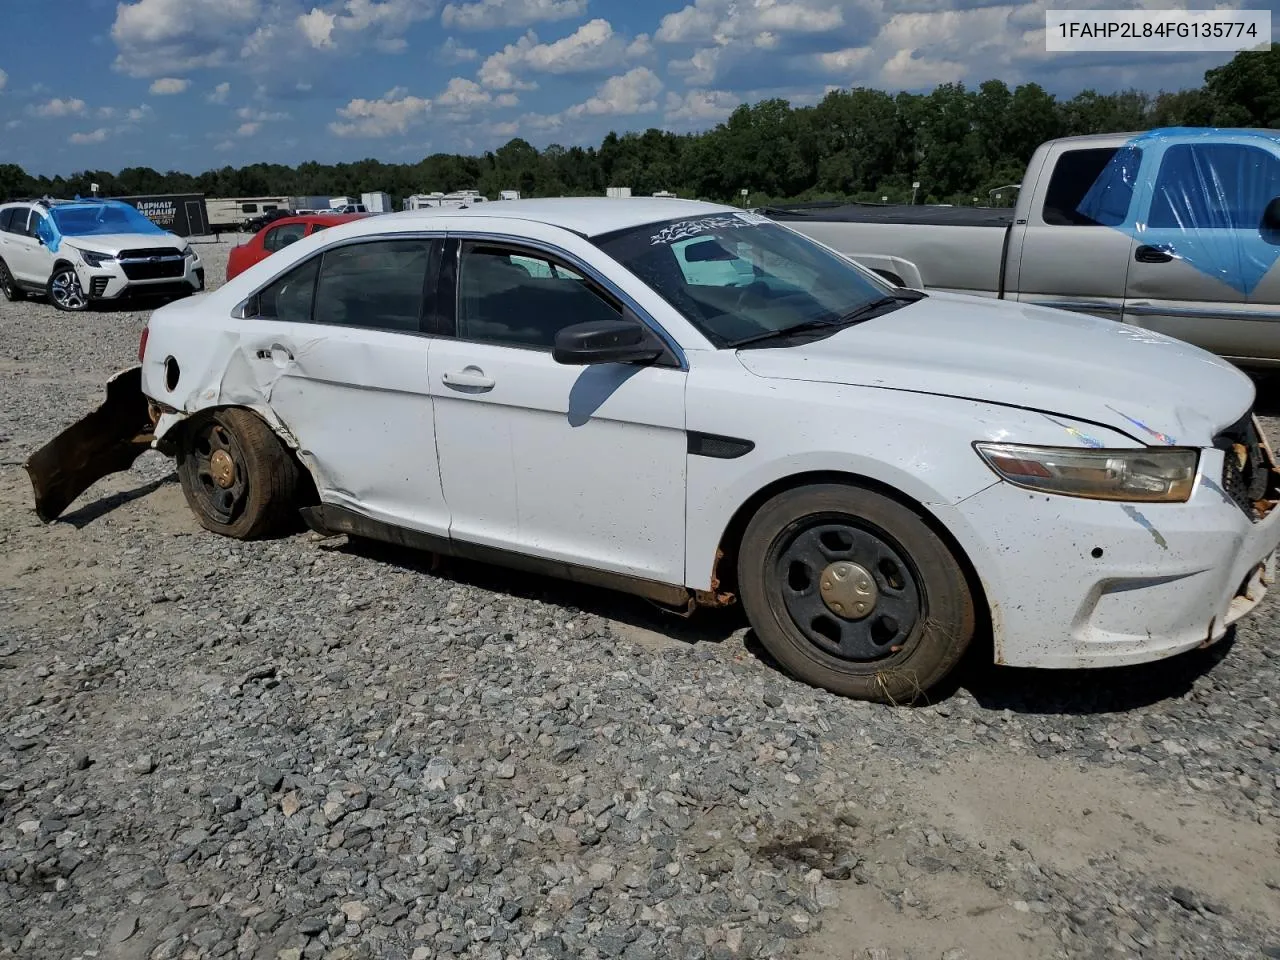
xmin=606 ymin=186 xmax=632 ymax=198
xmin=205 ymin=196 xmax=292 ymax=230
xmin=361 ymin=192 xmax=392 ymax=213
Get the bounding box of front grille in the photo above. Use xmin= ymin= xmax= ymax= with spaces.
xmin=121 ymin=259 xmax=185 ymax=281
xmin=1213 ymin=412 xmax=1270 ymax=520
xmin=118 ymin=247 xmax=179 ymax=259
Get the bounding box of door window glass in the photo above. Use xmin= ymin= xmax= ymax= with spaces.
xmin=264 ymin=222 xmax=307 ymax=252
xmin=313 ymin=240 xmax=430 ymax=332
xmin=256 ymin=258 xmax=319 ymax=324
xmin=1149 ymin=143 xmax=1280 ymax=230
xmin=1042 ymin=147 xmax=1138 ymax=226
xmin=457 ymin=245 xmax=620 ymax=348
xmin=4 ymin=208 xmax=30 ymax=235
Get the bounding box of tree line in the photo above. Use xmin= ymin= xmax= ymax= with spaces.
xmin=2 ymin=45 xmax=1277 ymax=208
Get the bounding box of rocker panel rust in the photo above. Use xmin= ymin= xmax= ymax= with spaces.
xmin=25 ymin=365 xmax=155 ymax=523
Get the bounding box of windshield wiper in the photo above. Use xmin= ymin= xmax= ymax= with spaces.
xmin=731 ymin=288 xmax=926 ymax=349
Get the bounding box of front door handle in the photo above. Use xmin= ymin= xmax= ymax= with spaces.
xmin=1135 ymin=244 xmax=1174 ymax=264
xmin=442 ymin=367 xmax=495 ymax=391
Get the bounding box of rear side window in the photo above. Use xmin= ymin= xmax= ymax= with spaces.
xmin=0 ymin=209 xmax=14 ymax=233
xmin=309 ymin=222 xmax=332 ymax=235
xmin=313 ymin=240 xmax=431 ymax=332
xmin=264 ymin=222 xmax=307 ymax=252
xmin=3 ymin=207 xmax=30 ymax=235
xmin=1149 ymin=143 xmax=1280 ymax=230
xmin=457 ymin=244 xmax=620 ymax=349
xmin=1042 ymin=147 xmax=1139 ymax=226
xmin=256 ymin=258 xmax=319 ymax=324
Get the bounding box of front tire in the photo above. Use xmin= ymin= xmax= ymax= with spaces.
xmin=47 ymin=265 xmax=89 ymax=312
xmin=0 ymin=259 xmax=24 ymax=302
xmin=176 ymin=409 xmax=301 ymax=540
xmin=737 ymin=483 xmax=975 ymax=703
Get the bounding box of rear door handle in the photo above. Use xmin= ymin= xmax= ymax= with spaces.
xmin=442 ymin=367 xmax=495 ymax=391
xmin=1135 ymin=244 xmax=1174 ymax=264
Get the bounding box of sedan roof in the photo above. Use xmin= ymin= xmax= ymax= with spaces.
xmin=381 ymin=197 xmax=739 ymax=238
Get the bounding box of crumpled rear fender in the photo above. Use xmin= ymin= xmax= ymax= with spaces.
xmin=25 ymin=365 xmax=155 ymax=522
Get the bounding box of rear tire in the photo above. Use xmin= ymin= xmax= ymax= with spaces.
xmin=737 ymin=483 xmax=974 ymax=703
xmin=0 ymin=259 xmax=24 ymax=302
xmin=176 ymin=408 xmax=301 ymax=540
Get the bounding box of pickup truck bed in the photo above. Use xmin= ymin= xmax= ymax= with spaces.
xmin=762 ymin=202 xmax=1013 ymax=228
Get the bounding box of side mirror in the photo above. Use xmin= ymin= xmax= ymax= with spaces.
xmin=553 ymin=314 xmax=666 ymax=366
xmin=1263 ymin=197 xmax=1280 ymax=238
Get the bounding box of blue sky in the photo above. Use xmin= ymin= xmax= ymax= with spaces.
xmin=0 ymin=0 xmax=1268 ymax=175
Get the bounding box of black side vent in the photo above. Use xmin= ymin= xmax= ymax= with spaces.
xmin=688 ymin=432 xmax=755 ymax=459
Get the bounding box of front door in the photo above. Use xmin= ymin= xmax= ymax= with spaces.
xmin=1124 ymin=140 xmax=1280 ymax=362
xmin=428 ymin=239 xmax=688 ymax=584
xmin=236 ymin=236 xmax=450 ymax=535
xmin=1012 ymin=145 xmax=1136 ymax=321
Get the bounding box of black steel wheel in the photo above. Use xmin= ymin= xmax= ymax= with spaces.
xmin=0 ymin=259 xmax=23 ymax=302
xmin=176 ymin=408 xmax=301 ymax=539
xmin=47 ymin=265 xmax=88 ymax=312
xmin=773 ymin=518 xmax=923 ymax=662
xmin=738 ymin=483 xmax=975 ymax=703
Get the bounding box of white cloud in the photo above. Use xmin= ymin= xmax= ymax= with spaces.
xmin=664 ymin=88 xmax=739 ymax=124
xmin=298 ymin=8 xmax=337 ymax=47
xmin=30 ymin=98 xmax=87 ymax=118
xmin=657 ymin=0 xmax=845 ymax=44
xmin=495 ymin=92 xmax=519 ymax=107
xmin=127 ymin=104 xmax=154 ymax=121
xmin=97 ymin=106 xmax=118 ymax=119
xmin=111 ymin=0 xmax=262 ymax=77
xmin=566 ymin=67 xmax=662 ymax=118
xmin=436 ymin=77 xmax=493 ymax=109
xmin=442 ymin=0 xmax=586 ymax=31
xmin=208 ymin=81 xmax=231 ymax=103
xmin=0 ymin=69 xmax=7 ymax=93
xmin=297 ymin=0 xmax=439 ymax=52
xmin=329 ymin=88 xmax=431 ymax=137
xmin=237 ymin=121 xmax=262 ymax=136
xmin=237 ymin=105 xmax=290 ymax=121
xmin=5 ymin=120 xmax=21 ymax=130
xmin=440 ymin=37 xmax=478 ymax=62
xmin=215 ymin=139 xmax=235 ymax=150
xmin=150 ymin=76 xmax=190 ymax=94
xmin=479 ymin=19 xmax=650 ymax=91
xmin=69 ymin=128 xmax=109 ymax=145
xmin=816 ymin=46 xmax=872 ymax=74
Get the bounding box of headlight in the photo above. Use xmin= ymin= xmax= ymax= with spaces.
xmin=974 ymin=442 xmax=1199 ymax=503
xmin=74 ymin=247 xmax=114 ymax=268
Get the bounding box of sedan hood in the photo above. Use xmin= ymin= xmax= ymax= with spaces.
xmin=734 ymin=292 xmax=1254 ymax=446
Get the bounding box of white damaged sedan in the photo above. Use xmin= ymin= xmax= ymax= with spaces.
xmin=27 ymin=198 xmax=1280 ymax=702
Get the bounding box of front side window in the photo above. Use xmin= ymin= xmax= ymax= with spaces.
xmin=312 ymin=240 xmax=430 ymax=332
xmin=594 ymin=213 xmax=893 ymax=346
xmin=264 ymin=223 xmax=307 ymax=252
xmin=1148 ymin=143 xmax=1280 ymax=230
xmin=457 ymin=244 xmax=620 ymax=348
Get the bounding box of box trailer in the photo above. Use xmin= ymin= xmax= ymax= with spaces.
xmin=112 ymin=194 xmax=211 ymax=237
xmin=361 ymin=192 xmax=392 ymax=213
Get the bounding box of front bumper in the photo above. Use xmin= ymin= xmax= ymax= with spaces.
xmin=74 ymin=253 xmax=203 ymax=301
xmin=939 ymin=432 xmax=1280 ymax=669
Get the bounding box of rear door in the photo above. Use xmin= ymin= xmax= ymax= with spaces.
xmin=236 ymin=236 xmax=450 ymax=535
xmin=1124 ymin=140 xmax=1280 ymax=362
xmin=1012 ymin=144 xmax=1135 ymax=321
xmin=2 ymin=206 xmax=46 ymax=284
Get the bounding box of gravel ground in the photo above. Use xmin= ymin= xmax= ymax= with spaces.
xmin=1 ymin=238 xmax=1278 ymax=960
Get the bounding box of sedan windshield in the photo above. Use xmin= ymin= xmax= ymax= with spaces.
xmin=593 ymin=212 xmax=904 ymax=347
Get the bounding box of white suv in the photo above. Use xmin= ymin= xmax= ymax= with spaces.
xmin=0 ymin=199 xmax=204 ymax=311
